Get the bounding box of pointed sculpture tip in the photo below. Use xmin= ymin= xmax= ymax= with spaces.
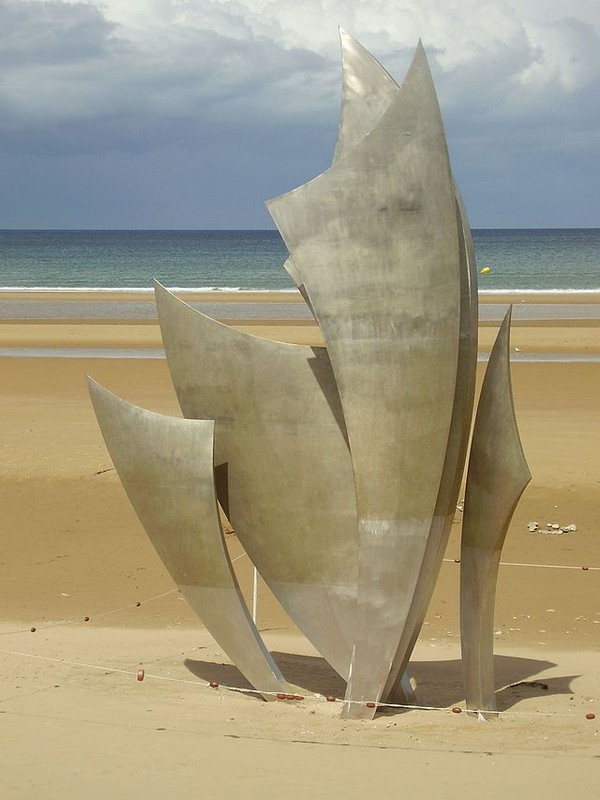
xmin=405 ymin=37 xmax=435 ymax=86
xmin=495 ymin=305 xmax=514 ymax=358
xmin=86 ymin=374 xmax=118 ymax=404
xmin=153 ymin=279 xmax=173 ymax=302
xmin=501 ymin=305 xmax=514 ymax=346
xmin=338 ymin=27 xmax=354 ymax=47
xmin=414 ymin=39 xmax=427 ymax=60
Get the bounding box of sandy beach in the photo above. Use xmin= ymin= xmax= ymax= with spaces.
xmin=1 ymin=291 xmax=598 ymax=798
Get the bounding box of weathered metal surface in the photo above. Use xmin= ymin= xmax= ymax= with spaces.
xmin=333 ymin=29 xmax=398 ymax=163
xmin=87 ymin=378 xmax=288 ymax=697
xmin=460 ymin=308 xmax=531 ymax=714
xmin=268 ymin=43 xmax=462 ymax=718
xmin=329 ymin=30 xmax=479 ymax=708
xmin=154 ymin=283 xmax=358 ymax=679
xmin=84 ymin=33 xmax=533 ymax=720
xmin=384 ymin=190 xmax=479 ymax=703
xmin=283 ymin=30 xmax=397 ymax=296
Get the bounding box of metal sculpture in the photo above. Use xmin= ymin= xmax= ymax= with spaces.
xmin=154 ymin=282 xmax=358 ymax=679
xmin=89 ymin=32 xmax=530 ymax=719
xmin=460 ymin=308 xmax=532 ymax=715
xmin=87 ymin=379 xmax=289 ymax=698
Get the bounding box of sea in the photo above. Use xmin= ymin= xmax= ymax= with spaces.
xmin=0 ymin=228 xmax=598 ymax=293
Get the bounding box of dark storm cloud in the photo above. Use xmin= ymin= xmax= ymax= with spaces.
xmin=0 ymin=1 xmax=337 ymax=159
xmin=0 ymin=0 xmax=114 ymax=65
xmin=0 ymin=0 xmax=598 ymax=227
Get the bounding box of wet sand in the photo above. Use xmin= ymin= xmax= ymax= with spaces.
xmin=0 ymin=294 xmax=598 ymax=797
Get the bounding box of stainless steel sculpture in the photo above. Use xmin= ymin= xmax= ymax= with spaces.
xmin=268 ymin=40 xmax=463 ymax=720
xmin=89 ymin=32 xmax=530 ymax=718
xmin=460 ymin=308 xmax=532 ymax=715
xmin=87 ymin=378 xmax=289 ymax=699
xmin=154 ymin=282 xmax=359 ymax=680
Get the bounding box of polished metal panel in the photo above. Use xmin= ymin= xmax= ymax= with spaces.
xmin=283 ymin=30 xmax=397 ymax=295
xmin=384 ymin=191 xmax=479 ymax=703
xmin=86 ymin=34 xmax=532 ymax=719
xmin=154 ymin=283 xmax=359 ymax=679
xmin=330 ymin=30 xmax=480 ymax=707
xmin=333 ymin=29 xmax=398 ymax=162
xmin=86 ymin=378 xmax=288 ymax=697
xmin=460 ymin=308 xmax=531 ymax=714
xmin=268 ymin=43 xmax=462 ymax=718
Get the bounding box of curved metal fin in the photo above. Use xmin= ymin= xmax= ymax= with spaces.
xmin=334 ymin=28 xmax=398 ymax=163
xmin=268 ymin=42 xmax=462 ymax=719
xmin=460 ymin=307 xmax=532 ymax=714
xmin=87 ymin=377 xmax=288 ymax=698
xmin=283 ymin=29 xmax=397 ymax=293
xmin=154 ymin=282 xmax=358 ymax=680
xmin=383 ymin=190 xmax=479 ymax=703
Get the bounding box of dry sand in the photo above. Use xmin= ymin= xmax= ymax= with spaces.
xmin=1 ymin=293 xmax=598 ymax=798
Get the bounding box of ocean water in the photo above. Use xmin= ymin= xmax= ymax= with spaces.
xmin=0 ymin=228 xmax=598 ymax=292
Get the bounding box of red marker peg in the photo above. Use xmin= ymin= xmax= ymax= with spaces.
xmin=276 ymin=693 xmax=287 ymax=700
xmin=451 ymin=707 xmax=462 ymax=714
xmin=582 ymin=566 xmax=589 ymax=571
xmin=136 ymin=669 xmax=145 ymax=681
xmin=326 ymin=695 xmax=337 ymax=703
xmin=586 ymin=712 xmax=595 ymax=720
xmin=366 ymin=701 xmax=376 ymax=709
xmin=209 ymin=681 xmax=219 ymax=689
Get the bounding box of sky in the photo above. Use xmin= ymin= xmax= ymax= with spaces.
xmin=0 ymin=0 xmax=599 ymax=229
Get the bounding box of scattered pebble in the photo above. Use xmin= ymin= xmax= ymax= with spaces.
xmin=527 ymin=520 xmax=577 ymax=535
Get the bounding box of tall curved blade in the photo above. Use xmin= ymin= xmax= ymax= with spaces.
xmin=305 ymin=31 xmax=479 ymax=707
xmin=333 ymin=28 xmax=398 ymax=163
xmin=384 ymin=190 xmax=479 ymax=703
xmin=268 ymin=43 xmax=462 ymax=718
xmin=154 ymin=283 xmax=359 ymax=680
xmin=460 ymin=307 xmax=531 ymax=714
xmin=283 ymin=29 xmax=397 ymax=292
xmin=87 ymin=378 xmax=288 ymax=698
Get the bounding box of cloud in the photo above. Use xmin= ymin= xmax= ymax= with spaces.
xmin=2 ymin=1 xmax=599 ymax=139
xmin=0 ymin=0 xmax=599 ymax=226
xmin=0 ymin=0 xmax=340 ymax=156
xmin=0 ymin=0 xmax=114 ymax=66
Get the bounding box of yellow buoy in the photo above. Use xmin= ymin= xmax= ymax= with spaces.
xmin=480 ymin=266 xmax=491 ymax=275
